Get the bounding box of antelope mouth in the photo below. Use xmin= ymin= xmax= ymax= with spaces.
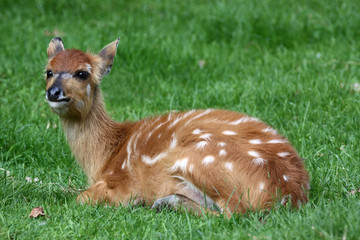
xmin=47 ymin=98 xmax=70 ymax=110
xmin=54 ymin=98 xmax=70 ymax=102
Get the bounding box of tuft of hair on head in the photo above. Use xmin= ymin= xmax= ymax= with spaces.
xmin=47 ymin=37 xmax=65 ymax=59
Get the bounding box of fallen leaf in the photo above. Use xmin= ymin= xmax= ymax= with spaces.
xmin=29 ymin=207 xmax=45 ymax=218
xmin=347 ymin=188 xmax=360 ymax=198
xmin=198 ymin=60 xmax=206 ymax=68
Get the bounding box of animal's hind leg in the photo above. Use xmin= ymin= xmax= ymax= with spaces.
xmin=151 ymin=194 xmax=220 ymax=216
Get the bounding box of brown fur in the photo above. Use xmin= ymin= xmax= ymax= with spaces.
xmin=45 ymin=38 xmax=309 ymax=217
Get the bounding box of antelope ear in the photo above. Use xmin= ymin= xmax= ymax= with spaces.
xmin=98 ymin=38 xmax=120 ymax=76
xmin=47 ymin=37 xmax=65 ymax=59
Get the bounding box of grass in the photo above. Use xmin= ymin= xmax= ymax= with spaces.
xmin=1 ymin=0 xmax=360 ymax=239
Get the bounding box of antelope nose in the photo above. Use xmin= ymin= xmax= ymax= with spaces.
xmin=47 ymin=87 xmax=64 ymax=101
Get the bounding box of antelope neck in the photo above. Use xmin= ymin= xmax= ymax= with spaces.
xmin=60 ymin=89 xmax=120 ymax=183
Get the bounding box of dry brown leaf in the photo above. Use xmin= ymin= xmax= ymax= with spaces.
xmin=198 ymin=60 xmax=206 ymax=68
xmin=29 ymin=207 xmax=45 ymax=218
xmin=347 ymin=188 xmax=360 ymax=198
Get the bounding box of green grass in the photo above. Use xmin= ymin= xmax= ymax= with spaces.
xmin=1 ymin=0 xmax=360 ymax=239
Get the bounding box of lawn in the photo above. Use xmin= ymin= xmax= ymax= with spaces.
xmin=1 ymin=0 xmax=360 ymax=239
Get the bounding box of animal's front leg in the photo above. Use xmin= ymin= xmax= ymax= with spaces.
xmin=77 ymin=180 xmax=137 ymax=206
xmin=151 ymin=195 xmax=220 ymax=216
xmin=77 ymin=180 xmax=109 ymax=205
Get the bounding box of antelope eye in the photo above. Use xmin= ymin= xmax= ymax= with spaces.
xmin=74 ymin=71 xmax=89 ymax=80
xmin=46 ymin=70 xmax=53 ymax=79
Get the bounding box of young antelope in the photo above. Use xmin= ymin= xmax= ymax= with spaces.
xmin=45 ymin=37 xmax=309 ymax=217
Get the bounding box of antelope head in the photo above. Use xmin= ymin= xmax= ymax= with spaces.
xmin=45 ymin=37 xmax=119 ymax=119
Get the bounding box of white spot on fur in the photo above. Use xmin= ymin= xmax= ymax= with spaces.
xmin=170 ymin=133 xmax=177 ymax=149
xmin=280 ymin=197 xmax=287 ymax=205
xmin=142 ymin=152 xmax=168 ymax=165
xmin=278 ymin=152 xmax=291 ymax=157
xmin=167 ymin=113 xmax=173 ymax=121
xmin=249 ymin=139 xmax=262 ymax=144
xmin=196 ymin=141 xmax=208 ymax=149
xmin=283 ymin=175 xmax=289 ymax=182
xmin=259 ymin=182 xmax=265 ymax=191
xmin=184 ymin=109 xmax=213 ymax=126
xmin=219 ymin=149 xmax=227 ymax=156
xmin=253 ymin=158 xmax=266 ymax=165
xmin=222 ymin=130 xmax=237 ymax=135
xmin=267 ymin=139 xmax=287 ymax=144
xmin=202 ymin=155 xmax=215 ymax=166
xmin=188 ymin=164 xmax=194 ymax=173
xmin=145 ymin=117 xmax=162 ymax=141
xmin=168 ymin=110 xmax=195 ymax=128
xmin=126 ymin=133 xmax=137 ymax=168
xmin=229 ymin=116 xmax=259 ymax=125
xmin=224 ymin=162 xmax=233 ymax=171
xmin=218 ymin=142 xmax=226 ymax=147
xmin=169 ymin=158 xmax=189 ymax=173
xmin=121 ymin=161 xmax=126 ymax=169
xmin=248 ymin=151 xmax=260 ymax=158
xmin=200 ymin=133 xmax=212 ymax=140
xmin=86 ymin=84 xmax=91 ymax=97
xmin=155 ymin=118 xmax=171 ymax=131
xmin=261 ymin=127 xmax=277 ymax=135
xmin=192 ymin=129 xmax=202 ymax=134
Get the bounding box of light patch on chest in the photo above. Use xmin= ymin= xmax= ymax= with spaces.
xmin=86 ymin=84 xmax=91 ymax=97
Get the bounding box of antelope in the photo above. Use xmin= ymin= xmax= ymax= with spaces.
xmin=45 ymin=37 xmax=309 ymax=217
